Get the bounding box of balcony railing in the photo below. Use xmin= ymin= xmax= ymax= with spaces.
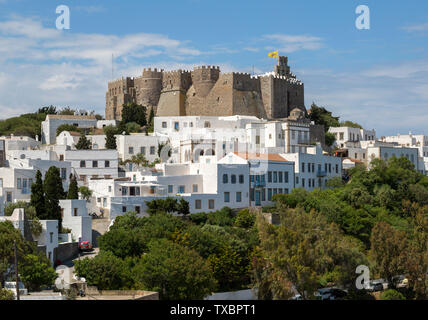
xmin=317 ymin=170 xmax=327 ymax=177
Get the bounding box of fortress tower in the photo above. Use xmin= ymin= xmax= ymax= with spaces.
xmin=134 ymin=68 xmax=163 ymax=108
xmin=191 ymin=66 xmax=220 ymax=98
xmin=156 ymin=70 xmax=192 ymax=116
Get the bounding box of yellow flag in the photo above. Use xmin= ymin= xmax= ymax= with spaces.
xmin=268 ymin=51 xmax=278 ymax=58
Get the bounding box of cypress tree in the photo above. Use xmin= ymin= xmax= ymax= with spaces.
xmin=67 ymin=174 xmax=79 ymax=199
xmin=75 ymin=132 xmax=92 ymax=150
xmin=44 ymin=167 xmax=63 ymax=230
xmin=105 ymin=130 xmax=117 ymax=149
xmin=30 ymin=170 xmax=45 ymax=219
xmin=148 ymin=106 xmax=155 ymax=126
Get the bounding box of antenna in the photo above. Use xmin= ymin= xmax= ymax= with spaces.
xmin=112 ymin=53 xmax=114 ymax=80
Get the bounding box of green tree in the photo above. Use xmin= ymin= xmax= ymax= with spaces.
xmin=325 ymin=132 xmax=336 ymax=147
xmin=105 ymin=129 xmax=117 ymax=150
xmin=38 ymin=105 xmax=57 ymax=115
xmin=43 ymin=167 xmax=64 ymax=230
xmin=0 ymin=288 xmax=15 ymax=300
xmin=233 ymin=208 xmax=256 ymax=229
xmin=177 ymin=198 xmax=190 ymax=216
xmin=257 ymin=207 xmax=367 ymax=299
xmin=369 ymin=222 xmax=408 ymax=288
xmin=56 ymin=124 xmax=80 ymax=136
xmin=30 ymin=170 xmax=45 ymax=219
xmin=308 ymin=103 xmax=340 ymax=131
xmin=74 ymin=251 xmax=133 ymax=290
xmin=340 ymin=120 xmax=363 ymax=129
xmin=78 ymin=186 xmax=93 ymax=201
xmin=133 ymin=239 xmax=217 ymax=300
xmin=121 ymin=103 xmax=147 ymax=126
xmin=0 ymin=221 xmax=36 ymax=286
xmin=19 ymin=254 xmax=57 ymax=292
xmin=380 ymin=289 xmax=406 ymax=300
xmin=75 ymin=132 xmax=92 ymax=150
xmin=98 ymin=227 xmax=146 ymax=259
xmin=58 ymin=106 xmax=75 ymax=115
xmin=125 ymin=122 xmax=141 ymax=133
xmin=67 ymin=174 xmax=79 ymax=199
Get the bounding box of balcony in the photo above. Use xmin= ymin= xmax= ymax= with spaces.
xmin=253 ymin=180 xmax=266 ymax=188
xmin=316 ymin=170 xmax=327 ymax=177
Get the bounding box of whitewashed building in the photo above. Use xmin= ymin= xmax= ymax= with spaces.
xmin=329 ymin=126 xmax=376 ymax=148
xmin=59 ymin=199 xmax=92 ymax=243
xmin=64 ymin=150 xmax=119 ymax=184
xmin=282 ymin=144 xmax=342 ymax=190
xmin=41 ymin=115 xmax=97 ymax=145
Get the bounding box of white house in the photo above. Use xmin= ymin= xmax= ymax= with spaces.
xmin=281 ymin=144 xmax=342 ymax=190
xmin=33 ymin=220 xmax=59 ymax=264
xmin=59 ymin=199 xmax=92 ymax=244
xmin=64 ymin=149 xmax=119 ymax=184
xmin=329 ymin=126 xmax=376 ymax=148
xmin=41 ymin=115 xmax=97 ymax=145
xmin=223 ymin=152 xmax=295 ymax=206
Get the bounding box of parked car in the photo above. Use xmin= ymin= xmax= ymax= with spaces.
xmin=367 ymin=281 xmax=384 ymax=292
xmin=79 ymin=241 xmax=93 ymax=251
xmin=315 ymin=287 xmax=347 ymax=300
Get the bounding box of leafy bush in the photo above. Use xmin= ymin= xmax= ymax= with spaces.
xmin=380 ymin=289 xmax=406 ymax=300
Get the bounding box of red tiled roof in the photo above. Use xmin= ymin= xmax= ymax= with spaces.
xmin=234 ymin=152 xmax=288 ymax=162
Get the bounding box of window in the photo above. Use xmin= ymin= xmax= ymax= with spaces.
xmin=256 ymin=136 xmax=260 ymax=145
xmin=340 ymin=132 xmax=344 ymax=140
xmin=17 ymin=178 xmax=22 ymax=189
xmin=268 ymin=171 xmax=272 ymax=183
xmin=59 ymin=154 xmax=64 ymax=161
xmin=122 ymin=206 xmax=127 ymax=213
xmin=129 ymin=147 xmax=134 ymax=154
xmin=140 ymin=147 xmax=146 ymax=155
xmin=279 ymin=171 xmax=283 ymax=183
xmin=93 ymin=161 xmax=98 ymax=168
xmin=108 ymin=185 xmax=112 ymax=192
xmin=308 ymin=163 xmax=311 ymax=172
xmin=150 ymin=146 xmax=156 ymax=155
xmin=50 ymin=232 xmax=53 ymax=243
xmin=312 ymin=163 xmax=315 ymax=172
xmin=284 ymin=171 xmax=289 ymax=183
xmin=239 ymin=175 xmax=244 ymax=184
xmin=179 ymin=186 xmax=185 ymax=193
xmin=335 ymin=164 xmax=339 ymax=173
xmin=302 ymin=178 xmax=305 ymax=187
xmin=105 ymin=160 xmax=110 ymax=168
xmin=103 ymin=198 xmax=107 ymax=208
xmin=273 ymin=188 xmax=277 ymax=195
xmin=262 ymin=189 xmax=266 ymax=201
xmin=231 ymin=175 xmax=237 ymax=184
xmin=224 ymin=192 xmax=230 ymax=203
xmin=284 ymin=188 xmax=289 ymax=194
xmin=278 ymin=188 xmax=283 ymax=194
xmin=250 ymin=188 xmax=254 ymax=201
xmin=328 ymin=164 xmax=331 ymax=173
xmin=80 ymin=160 xmax=86 ymax=168
xmin=135 ymin=206 xmax=140 ymax=214
xmin=193 ymin=184 xmax=198 ymax=193
xmin=122 ymin=187 xmax=128 ymax=196
xmin=273 ymin=172 xmax=278 ymax=183
xmin=174 ymin=122 xmax=179 ymax=130
xmin=296 ymin=177 xmax=299 ymax=185
xmin=168 ymin=185 xmax=173 ymax=193
xmin=223 ymin=174 xmax=228 ymax=184
xmin=250 ymin=175 xmax=254 ymax=183
xmin=6 ymin=192 xmax=12 ymax=202
xmin=236 ymin=192 xmax=242 ymax=202
xmin=195 ymin=200 xmax=202 ymax=209
xmin=74 ymin=208 xmax=78 ymax=216
xmin=162 ymin=122 xmax=167 ymax=128
xmin=268 ymin=189 xmax=272 ymax=201
xmin=301 ymin=162 xmax=305 ymax=173
xmin=208 ymin=199 xmax=215 ymax=209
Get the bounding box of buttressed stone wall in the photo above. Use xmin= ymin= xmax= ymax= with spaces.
xmin=105 ymin=56 xmax=305 ymax=120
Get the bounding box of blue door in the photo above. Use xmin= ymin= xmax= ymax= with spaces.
xmin=255 ymin=191 xmax=261 ymax=206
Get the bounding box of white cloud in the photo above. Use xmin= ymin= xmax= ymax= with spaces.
xmin=402 ymin=22 xmax=428 ymax=32
xmin=264 ymin=34 xmax=324 ymax=53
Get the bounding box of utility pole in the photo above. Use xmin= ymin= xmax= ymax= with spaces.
xmin=13 ymin=240 xmax=20 ymax=300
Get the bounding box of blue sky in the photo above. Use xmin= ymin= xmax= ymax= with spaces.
xmin=0 ymin=0 xmax=427 ymax=136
